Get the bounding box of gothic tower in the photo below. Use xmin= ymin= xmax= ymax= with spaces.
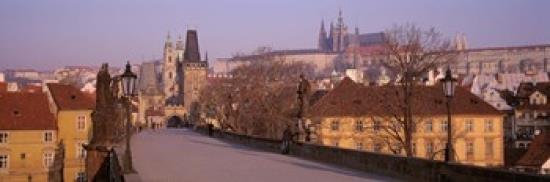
xmin=332 ymin=9 xmax=348 ymax=52
xmin=163 ymin=32 xmax=178 ymax=98
xmin=317 ymin=20 xmax=328 ymax=51
xmin=328 ymin=22 xmax=334 ymax=51
xmin=181 ymin=30 xmax=208 ymax=114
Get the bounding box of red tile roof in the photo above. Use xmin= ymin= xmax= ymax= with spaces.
xmin=0 ymin=92 xmax=56 ymax=130
xmin=21 ymin=85 xmax=41 ymax=93
xmin=0 ymin=82 xmax=6 ymax=93
xmin=515 ymin=131 xmax=550 ymax=167
xmin=47 ymin=83 xmax=95 ymax=111
xmin=309 ymin=77 xmax=501 ymax=118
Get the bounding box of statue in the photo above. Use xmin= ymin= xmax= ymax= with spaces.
xmin=86 ymin=63 xmax=125 ymax=181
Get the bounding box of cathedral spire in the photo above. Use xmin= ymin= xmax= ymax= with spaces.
xmin=175 ymin=34 xmax=184 ymax=50
xmin=204 ymin=51 xmax=208 ymax=62
xmin=318 ymin=20 xmax=328 ymax=51
xmin=328 ymin=22 xmax=334 ymax=51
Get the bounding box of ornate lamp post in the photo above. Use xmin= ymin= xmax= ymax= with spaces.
xmin=441 ymin=68 xmax=457 ymax=163
xmin=120 ymin=61 xmax=137 ymax=173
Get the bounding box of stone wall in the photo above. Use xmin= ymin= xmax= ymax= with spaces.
xmin=195 ymin=127 xmax=549 ymax=181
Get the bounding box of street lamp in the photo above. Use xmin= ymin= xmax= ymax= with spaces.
xmin=120 ymin=61 xmax=137 ymax=173
xmin=441 ymin=68 xmax=457 ymax=163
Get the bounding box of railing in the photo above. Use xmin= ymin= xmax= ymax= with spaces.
xmin=193 ymin=126 xmax=550 ymax=182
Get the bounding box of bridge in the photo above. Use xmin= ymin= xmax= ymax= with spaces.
xmin=126 ymin=128 xmax=397 ymax=182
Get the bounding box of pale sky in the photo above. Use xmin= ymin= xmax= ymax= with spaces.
xmin=0 ymin=0 xmax=549 ymax=70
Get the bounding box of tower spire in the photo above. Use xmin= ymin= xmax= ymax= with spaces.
xmin=318 ymin=20 xmax=328 ymax=51
xmin=183 ymin=30 xmax=201 ymax=62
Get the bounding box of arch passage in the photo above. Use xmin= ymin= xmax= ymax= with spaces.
xmin=166 ymin=116 xmax=183 ymax=128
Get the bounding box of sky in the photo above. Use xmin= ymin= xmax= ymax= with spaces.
xmin=0 ymin=0 xmax=549 ymax=70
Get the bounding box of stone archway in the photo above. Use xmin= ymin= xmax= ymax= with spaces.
xmin=166 ymin=116 xmax=183 ymax=128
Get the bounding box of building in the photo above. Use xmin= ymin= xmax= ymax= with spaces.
xmin=309 ymin=78 xmax=504 ymax=167
xmin=510 ymin=82 xmax=550 ymax=148
xmin=514 ymin=131 xmax=550 ymax=174
xmin=213 ymin=9 xmax=385 ymax=75
xmin=136 ymin=29 xmax=208 ymax=127
xmin=45 ymin=83 xmax=95 ymax=181
xmin=0 ymin=92 xmax=58 ymax=182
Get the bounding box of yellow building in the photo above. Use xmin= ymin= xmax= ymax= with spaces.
xmin=0 ymin=92 xmax=58 ymax=182
xmin=309 ymin=78 xmax=504 ymax=167
xmin=46 ymin=83 xmax=94 ymax=182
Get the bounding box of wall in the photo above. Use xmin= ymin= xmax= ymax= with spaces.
xmin=0 ymin=130 xmax=56 ymax=182
xmin=316 ymin=114 xmax=504 ymax=167
xmin=57 ymin=110 xmax=92 ymax=182
xmin=195 ymin=127 xmax=550 ymax=181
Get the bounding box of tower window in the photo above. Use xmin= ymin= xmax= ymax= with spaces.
xmin=169 ymin=72 xmax=173 ymax=79
xmin=168 ymin=56 xmax=172 ymax=63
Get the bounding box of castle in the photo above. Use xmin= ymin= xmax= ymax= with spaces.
xmin=137 ymin=29 xmax=208 ymax=127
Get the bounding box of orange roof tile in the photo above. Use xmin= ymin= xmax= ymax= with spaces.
xmin=47 ymin=83 xmax=95 ymax=110
xmin=309 ymin=77 xmax=502 ymax=118
xmin=0 ymin=92 xmax=56 ymax=130
xmin=515 ymin=131 xmax=550 ymax=167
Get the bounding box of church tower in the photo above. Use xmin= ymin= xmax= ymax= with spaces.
xmin=181 ymin=30 xmax=208 ymax=113
xmin=317 ymin=20 xmax=329 ymax=51
xmin=332 ymin=9 xmax=348 ymax=52
xmin=163 ymin=32 xmax=178 ymax=98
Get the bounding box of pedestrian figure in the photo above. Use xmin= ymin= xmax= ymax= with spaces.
xmin=281 ymin=126 xmax=292 ymax=154
xmin=208 ymin=123 xmax=214 ymax=136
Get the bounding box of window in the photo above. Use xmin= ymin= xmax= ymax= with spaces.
xmin=426 ymin=142 xmax=434 ymax=158
xmin=76 ymin=172 xmax=87 ymax=182
xmin=20 ymin=153 xmax=25 ymax=160
xmin=466 ymin=141 xmax=474 ymax=160
xmin=0 ymin=132 xmax=7 ymax=144
xmin=373 ymin=120 xmax=381 ymax=132
xmin=355 ymin=120 xmax=364 ymax=132
xmin=76 ymin=142 xmax=87 ymax=159
xmin=425 ymin=120 xmax=433 ymax=133
xmin=485 ymin=140 xmax=494 ymax=160
xmin=0 ymin=155 xmax=8 ymax=170
xmin=77 ymin=116 xmax=86 ymax=131
xmin=43 ymin=152 xmax=54 ymax=168
xmin=441 ymin=120 xmax=448 ymax=132
xmin=44 ymin=131 xmax=53 ymax=143
xmin=169 ymin=72 xmax=173 ymax=79
xmin=466 ymin=120 xmax=474 ymax=133
xmin=484 ymin=120 xmax=493 ymax=132
xmin=330 ymin=120 xmax=339 ymax=131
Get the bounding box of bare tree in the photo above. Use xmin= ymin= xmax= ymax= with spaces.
xmin=199 ymin=56 xmax=314 ymax=139
xmin=378 ymin=23 xmax=455 ymax=157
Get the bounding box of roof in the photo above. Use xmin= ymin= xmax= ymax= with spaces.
xmin=230 ymin=49 xmax=336 ymax=62
xmin=0 ymin=92 xmax=56 ymax=130
xmin=309 ymin=77 xmax=502 ymax=118
xmin=47 ymin=83 xmax=95 ymax=111
xmin=21 ymin=85 xmax=41 ymax=93
xmin=515 ymin=131 xmax=550 ymax=167
xmin=0 ymin=82 xmax=6 ymax=93
xmin=357 ymin=32 xmax=384 ymax=46
xmin=515 ymin=82 xmax=550 ymax=110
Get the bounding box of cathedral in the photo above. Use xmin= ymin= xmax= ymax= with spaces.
xmin=317 ymin=9 xmax=384 ymax=53
xmin=137 ymin=29 xmax=208 ymax=128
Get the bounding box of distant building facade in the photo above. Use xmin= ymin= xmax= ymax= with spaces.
xmin=309 ymin=78 xmax=505 ymax=167
xmin=137 ymin=29 xmax=208 ymax=127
